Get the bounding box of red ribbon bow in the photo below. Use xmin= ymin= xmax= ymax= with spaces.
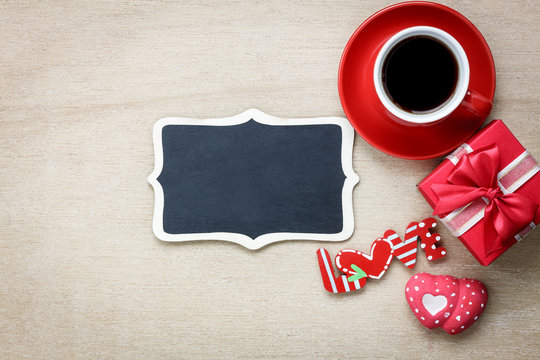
xmin=431 ymin=144 xmax=537 ymax=256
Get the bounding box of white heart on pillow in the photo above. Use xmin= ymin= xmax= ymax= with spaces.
xmin=422 ymin=294 xmax=448 ymax=316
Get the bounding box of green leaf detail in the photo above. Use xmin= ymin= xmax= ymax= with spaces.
xmin=347 ymin=264 xmax=367 ymax=282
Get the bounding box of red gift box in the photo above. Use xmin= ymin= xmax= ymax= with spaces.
xmin=418 ymin=120 xmax=540 ymax=265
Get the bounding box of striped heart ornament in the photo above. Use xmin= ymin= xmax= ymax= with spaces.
xmin=385 ymin=227 xmax=418 ymax=268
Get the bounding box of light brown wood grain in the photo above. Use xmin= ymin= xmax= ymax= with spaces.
xmin=1 ymin=1 xmax=539 ymax=359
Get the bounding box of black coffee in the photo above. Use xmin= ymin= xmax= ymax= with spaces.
xmin=382 ymin=36 xmax=458 ymax=112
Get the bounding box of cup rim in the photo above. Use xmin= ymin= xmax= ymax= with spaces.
xmin=373 ymin=26 xmax=470 ymax=124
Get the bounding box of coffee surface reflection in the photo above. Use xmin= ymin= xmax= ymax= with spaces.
xmin=382 ymin=36 xmax=458 ymax=113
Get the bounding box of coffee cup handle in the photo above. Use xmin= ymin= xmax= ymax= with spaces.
xmin=458 ymin=90 xmax=492 ymax=118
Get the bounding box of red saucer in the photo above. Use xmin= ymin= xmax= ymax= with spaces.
xmin=338 ymin=1 xmax=495 ymax=159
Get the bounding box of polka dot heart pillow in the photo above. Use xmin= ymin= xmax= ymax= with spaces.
xmin=405 ymin=273 xmax=488 ymax=334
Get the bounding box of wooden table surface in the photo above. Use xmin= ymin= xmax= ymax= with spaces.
xmin=1 ymin=1 xmax=539 ymax=359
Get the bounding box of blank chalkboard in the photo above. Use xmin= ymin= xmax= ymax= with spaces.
xmin=148 ymin=109 xmax=358 ymax=249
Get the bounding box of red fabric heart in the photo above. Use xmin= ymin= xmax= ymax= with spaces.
xmin=405 ymin=273 xmax=488 ymax=335
xmin=335 ymin=238 xmax=394 ymax=279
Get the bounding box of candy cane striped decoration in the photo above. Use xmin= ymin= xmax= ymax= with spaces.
xmin=389 ymin=217 xmax=446 ymax=268
xmin=317 ymin=248 xmax=366 ymax=293
xmin=385 ymin=225 xmax=419 ymax=269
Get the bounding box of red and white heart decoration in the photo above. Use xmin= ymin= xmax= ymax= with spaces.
xmin=335 ymin=238 xmax=394 ymax=279
xmin=405 ymin=273 xmax=488 ymax=334
xmin=316 ymin=217 xmax=446 ymax=294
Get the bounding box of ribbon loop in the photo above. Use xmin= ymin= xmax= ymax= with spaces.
xmin=432 ymin=144 xmax=538 ymax=256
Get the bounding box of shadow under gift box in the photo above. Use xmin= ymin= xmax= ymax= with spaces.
xmin=418 ymin=120 xmax=540 ymax=265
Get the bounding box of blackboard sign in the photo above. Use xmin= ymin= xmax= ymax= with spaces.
xmin=148 ymin=109 xmax=358 ymax=249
